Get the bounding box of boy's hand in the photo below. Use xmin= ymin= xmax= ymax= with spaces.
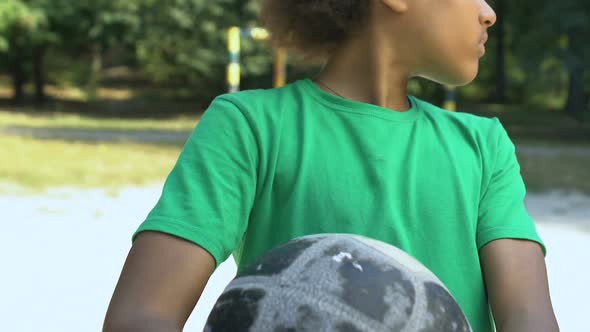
xmin=480 ymin=239 xmax=559 ymax=332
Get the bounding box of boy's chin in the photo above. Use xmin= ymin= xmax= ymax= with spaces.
xmin=420 ymin=65 xmax=479 ymax=87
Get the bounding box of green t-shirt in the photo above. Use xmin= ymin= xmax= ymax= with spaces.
xmin=133 ymin=78 xmax=544 ymax=332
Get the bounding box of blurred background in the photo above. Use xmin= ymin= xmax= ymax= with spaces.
xmin=0 ymin=0 xmax=588 ymax=331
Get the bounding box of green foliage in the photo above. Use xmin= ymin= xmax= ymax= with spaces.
xmin=0 ymin=0 xmax=587 ymax=111
xmin=510 ymin=0 xmax=590 ymax=111
xmin=134 ymin=0 xmax=272 ymax=98
xmin=42 ymin=0 xmax=141 ymax=50
xmin=510 ymin=1 xmax=590 ymax=62
xmin=0 ymin=0 xmax=51 ymax=51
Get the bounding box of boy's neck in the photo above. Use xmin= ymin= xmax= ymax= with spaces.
xmin=315 ymin=29 xmax=411 ymax=112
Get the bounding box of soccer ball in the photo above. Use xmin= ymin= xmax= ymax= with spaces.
xmin=205 ymin=234 xmax=472 ymax=332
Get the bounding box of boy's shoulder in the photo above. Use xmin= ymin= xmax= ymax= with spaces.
xmin=205 ymin=82 xmax=301 ymax=134
xmin=413 ymin=97 xmax=501 ymax=136
xmin=215 ymin=82 xmax=299 ymax=112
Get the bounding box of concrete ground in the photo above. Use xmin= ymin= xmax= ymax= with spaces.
xmin=1 ymin=186 xmax=587 ymax=331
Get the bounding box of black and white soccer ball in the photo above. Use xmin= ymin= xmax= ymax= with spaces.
xmin=205 ymin=234 xmax=472 ymax=332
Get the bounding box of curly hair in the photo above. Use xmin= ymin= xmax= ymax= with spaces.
xmin=261 ymin=0 xmax=370 ymax=59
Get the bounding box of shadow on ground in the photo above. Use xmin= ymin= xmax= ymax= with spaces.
xmin=0 ymin=125 xmax=190 ymax=146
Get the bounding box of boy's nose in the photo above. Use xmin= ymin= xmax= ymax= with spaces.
xmin=480 ymin=1 xmax=497 ymax=28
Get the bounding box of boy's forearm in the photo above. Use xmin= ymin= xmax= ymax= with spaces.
xmin=498 ymin=314 xmax=559 ymax=332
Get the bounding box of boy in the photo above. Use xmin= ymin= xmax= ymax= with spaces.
xmin=104 ymin=0 xmax=559 ymax=331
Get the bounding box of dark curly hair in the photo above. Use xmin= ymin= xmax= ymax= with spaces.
xmin=261 ymin=0 xmax=370 ymax=59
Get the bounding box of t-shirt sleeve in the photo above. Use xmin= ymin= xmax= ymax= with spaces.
xmin=132 ymin=96 xmax=258 ymax=266
xmin=476 ymin=118 xmax=546 ymax=255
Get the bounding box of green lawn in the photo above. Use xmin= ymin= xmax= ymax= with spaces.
xmin=0 ymin=108 xmax=200 ymax=131
xmin=0 ymin=107 xmax=196 ymax=194
xmin=517 ymin=149 xmax=590 ymax=194
xmin=0 ymin=135 xmax=182 ymax=193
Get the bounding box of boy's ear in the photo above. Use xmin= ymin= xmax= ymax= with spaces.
xmin=379 ymin=0 xmax=409 ymax=13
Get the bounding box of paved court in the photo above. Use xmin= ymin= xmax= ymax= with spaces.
xmin=1 ymin=186 xmax=587 ymax=331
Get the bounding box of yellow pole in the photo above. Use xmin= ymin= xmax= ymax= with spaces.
xmin=227 ymin=27 xmax=288 ymax=91
xmin=274 ymin=48 xmax=287 ymax=88
xmin=227 ymin=27 xmax=241 ymax=93
xmin=443 ymin=86 xmax=457 ymax=111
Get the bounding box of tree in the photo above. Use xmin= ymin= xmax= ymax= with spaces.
xmin=512 ymin=0 xmax=590 ymax=117
xmin=0 ymin=0 xmax=140 ymax=104
xmin=44 ymin=0 xmax=141 ymax=100
xmin=492 ymin=0 xmax=507 ymax=103
xmin=0 ymin=0 xmax=50 ymax=103
xmin=134 ymin=0 xmax=272 ymax=99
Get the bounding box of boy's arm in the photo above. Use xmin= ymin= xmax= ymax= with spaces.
xmin=103 ymin=231 xmax=216 ymax=332
xmin=480 ymin=239 xmax=559 ymax=332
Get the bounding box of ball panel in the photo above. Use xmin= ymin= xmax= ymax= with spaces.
xmin=338 ymin=257 xmax=415 ymax=328
xmin=205 ymin=288 xmax=266 ymax=332
xmin=240 ymin=237 xmax=321 ymax=277
xmin=420 ymin=281 xmax=471 ymax=332
xmin=271 ymin=305 xmax=324 ymax=331
xmin=284 ymin=238 xmax=418 ymax=329
xmin=350 ymin=235 xmax=438 ymax=278
xmin=247 ymin=282 xmax=376 ymax=332
xmin=335 ymin=322 xmax=364 ymax=332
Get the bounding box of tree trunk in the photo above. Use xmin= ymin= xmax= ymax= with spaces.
xmin=33 ymin=46 xmax=46 ymax=104
xmin=10 ymin=38 xmax=26 ymax=104
xmin=494 ymin=0 xmax=506 ymax=103
xmin=564 ymin=33 xmax=587 ymax=119
xmin=237 ymin=0 xmax=245 ymax=20
xmin=86 ymin=42 xmax=102 ymax=101
xmin=564 ymin=58 xmax=586 ymax=118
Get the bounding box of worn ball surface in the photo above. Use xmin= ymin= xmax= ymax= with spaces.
xmin=204 ymin=234 xmax=472 ymax=332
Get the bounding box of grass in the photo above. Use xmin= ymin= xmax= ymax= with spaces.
xmin=0 ymin=135 xmax=182 ymax=193
xmin=1 ymin=133 xmax=588 ymax=194
xmin=518 ymin=153 xmax=590 ymax=194
xmin=514 ymin=138 xmax=590 ymax=148
xmin=0 ymin=99 xmax=199 ymax=194
xmin=0 ymin=108 xmax=200 ymax=131
xmin=463 ymin=103 xmax=590 ymax=141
